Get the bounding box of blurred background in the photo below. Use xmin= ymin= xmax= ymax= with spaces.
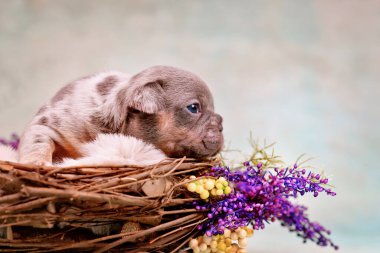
xmin=0 ymin=0 xmax=379 ymax=252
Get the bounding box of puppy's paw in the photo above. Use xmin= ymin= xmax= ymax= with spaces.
xmin=19 ymin=156 xmax=52 ymax=166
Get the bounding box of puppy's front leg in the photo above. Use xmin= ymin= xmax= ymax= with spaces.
xmin=18 ymin=125 xmax=56 ymax=165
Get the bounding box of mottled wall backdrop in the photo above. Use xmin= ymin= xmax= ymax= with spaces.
xmin=0 ymin=0 xmax=379 ymax=252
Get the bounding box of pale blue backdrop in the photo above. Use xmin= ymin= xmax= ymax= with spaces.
xmin=1 ymin=1 xmax=379 ymax=252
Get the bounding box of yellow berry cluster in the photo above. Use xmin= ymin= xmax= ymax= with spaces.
xmin=187 ymin=176 xmax=232 ymax=200
xmin=189 ymin=226 xmax=254 ymax=253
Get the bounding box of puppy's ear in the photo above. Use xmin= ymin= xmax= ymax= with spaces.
xmin=126 ymin=79 xmax=165 ymax=114
xmin=108 ymin=68 xmax=166 ymax=131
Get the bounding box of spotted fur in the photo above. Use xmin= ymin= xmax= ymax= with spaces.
xmin=18 ymin=66 xmax=224 ymax=165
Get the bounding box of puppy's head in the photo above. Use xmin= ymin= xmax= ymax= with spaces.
xmin=119 ymin=65 xmax=223 ymax=159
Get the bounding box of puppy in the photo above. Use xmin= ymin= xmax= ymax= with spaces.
xmin=18 ymin=65 xmax=223 ymax=165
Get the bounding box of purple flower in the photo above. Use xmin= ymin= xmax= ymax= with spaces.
xmin=193 ymin=162 xmax=338 ymax=249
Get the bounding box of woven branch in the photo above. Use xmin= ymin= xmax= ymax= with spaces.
xmin=0 ymin=158 xmax=217 ymax=252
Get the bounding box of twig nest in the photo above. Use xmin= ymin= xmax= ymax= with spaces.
xmin=0 ymin=158 xmax=216 ymax=252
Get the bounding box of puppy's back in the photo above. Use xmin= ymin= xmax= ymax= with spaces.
xmin=19 ymin=71 xmax=131 ymax=164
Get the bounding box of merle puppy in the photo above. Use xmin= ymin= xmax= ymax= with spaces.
xmin=18 ymin=66 xmax=224 ymax=165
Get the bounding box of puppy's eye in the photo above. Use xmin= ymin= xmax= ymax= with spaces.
xmin=187 ymin=103 xmax=200 ymax=114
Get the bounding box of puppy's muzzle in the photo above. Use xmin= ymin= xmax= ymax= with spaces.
xmin=203 ymin=114 xmax=223 ymax=151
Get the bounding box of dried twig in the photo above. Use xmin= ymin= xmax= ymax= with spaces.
xmin=0 ymin=159 xmax=213 ymax=252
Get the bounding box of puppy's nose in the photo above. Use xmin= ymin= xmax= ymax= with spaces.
xmin=210 ymin=114 xmax=223 ymax=132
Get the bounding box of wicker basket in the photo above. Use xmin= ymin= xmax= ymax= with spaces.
xmin=0 ymin=158 xmax=217 ymax=252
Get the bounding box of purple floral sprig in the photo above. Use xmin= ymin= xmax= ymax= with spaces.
xmin=194 ymin=162 xmax=338 ymax=250
xmin=0 ymin=133 xmax=20 ymax=149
